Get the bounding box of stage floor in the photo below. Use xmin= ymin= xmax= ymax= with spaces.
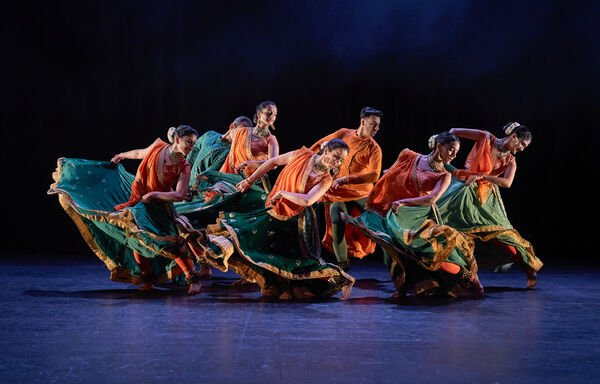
xmin=1 ymin=256 xmax=599 ymax=383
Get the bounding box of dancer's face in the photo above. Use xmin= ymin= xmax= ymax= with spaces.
xmin=257 ymin=105 xmax=277 ymax=127
xmin=360 ymin=115 xmax=381 ymax=137
xmin=438 ymin=141 xmax=460 ymax=163
xmin=322 ymin=148 xmax=348 ymax=169
xmin=506 ymin=134 xmax=530 ymax=154
xmin=175 ymin=134 xmax=197 ymax=156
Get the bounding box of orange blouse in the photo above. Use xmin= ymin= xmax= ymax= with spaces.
xmin=366 ymin=149 xmax=447 ymax=216
xmin=114 ymin=139 xmax=191 ymax=211
xmin=454 ymin=131 xmax=514 ymax=204
xmin=310 ymin=128 xmax=382 ymax=202
xmin=219 ymin=127 xmax=271 ymax=177
xmin=267 ymin=147 xmax=332 ymax=220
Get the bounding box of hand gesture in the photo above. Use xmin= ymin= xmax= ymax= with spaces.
xmin=236 ymin=178 xmax=252 ymax=192
xmin=111 ymin=154 xmax=123 ymax=164
xmin=391 ymin=200 xmax=403 ymax=213
xmin=142 ymin=192 xmax=155 ymax=203
xmin=466 ymin=174 xmax=483 ymax=186
xmin=267 ymin=191 xmax=284 ymax=206
xmin=234 ymin=161 xmax=249 ymax=174
xmin=331 ymin=176 xmax=347 ymax=190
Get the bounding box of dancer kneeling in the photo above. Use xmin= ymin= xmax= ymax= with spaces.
xmin=187 ymin=139 xmax=355 ymax=300
xmin=345 ymin=132 xmax=483 ymax=299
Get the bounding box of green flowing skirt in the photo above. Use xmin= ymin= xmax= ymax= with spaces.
xmin=189 ymin=206 xmax=355 ymax=298
xmin=175 ymin=171 xmax=269 ymax=227
xmin=435 ymin=178 xmax=542 ymax=272
xmin=49 ymin=158 xmax=192 ymax=285
xmin=345 ymin=206 xmax=476 ymax=297
xmin=187 ymin=130 xmax=231 ymax=182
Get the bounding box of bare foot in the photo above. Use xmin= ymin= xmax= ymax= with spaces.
xmin=340 ymin=284 xmax=353 ymax=301
xmin=232 ymin=278 xmax=252 ymax=286
xmin=197 ymin=267 xmax=212 ymax=279
xmin=187 ymin=281 xmax=202 ymax=296
xmin=391 ymin=290 xmax=401 ymax=299
xmin=139 ymin=282 xmax=154 ymax=291
xmin=292 ymin=286 xmax=315 ymax=299
xmin=460 ymin=276 xmax=484 ymax=299
xmin=278 ymin=290 xmax=292 ymax=301
xmin=521 ymin=264 xmax=537 ymax=289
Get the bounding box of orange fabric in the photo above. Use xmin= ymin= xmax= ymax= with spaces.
xmin=439 ymin=262 xmax=461 ymax=275
xmin=320 ymin=205 xmax=376 ymax=259
xmin=366 ymin=149 xmax=446 ymax=216
xmin=310 ymin=129 xmax=382 ymax=258
xmin=267 ymin=147 xmax=331 ymax=220
xmin=220 ymin=127 xmax=270 ymax=178
xmin=114 ymin=139 xmax=190 ymax=211
xmin=310 ymin=128 xmax=382 ymax=202
xmin=454 ymin=132 xmax=514 ymax=205
xmin=174 ymin=257 xmax=195 ymax=275
xmin=133 ymin=251 xmax=152 ymax=274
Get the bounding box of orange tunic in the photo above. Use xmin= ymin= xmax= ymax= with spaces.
xmin=309 ymin=128 xmax=382 ymax=258
xmin=267 ymin=147 xmax=332 ymax=220
xmin=453 ymin=132 xmax=514 ymax=205
xmin=114 ymin=139 xmax=191 ymax=211
xmin=219 ymin=127 xmax=270 ymax=178
xmin=366 ymin=149 xmax=448 ymax=216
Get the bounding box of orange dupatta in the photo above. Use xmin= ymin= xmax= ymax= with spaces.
xmin=453 ymin=132 xmax=513 ymax=205
xmin=267 ymin=147 xmax=331 ymax=220
xmin=219 ymin=127 xmax=269 ymax=178
xmin=114 ymin=139 xmax=188 ymax=211
xmin=366 ymin=149 xmax=422 ymax=216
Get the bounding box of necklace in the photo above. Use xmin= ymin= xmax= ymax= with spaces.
xmin=253 ymin=126 xmax=271 ymax=139
xmin=313 ymin=155 xmax=329 ymax=174
xmin=426 ymin=153 xmax=445 ymax=173
xmin=167 ymin=146 xmax=185 ymax=164
xmin=494 ymin=138 xmax=510 ymax=157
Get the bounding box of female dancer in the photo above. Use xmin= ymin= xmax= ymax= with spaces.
xmin=447 ymin=122 xmax=541 ymax=287
xmin=186 ymin=139 xmax=355 ymax=300
xmin=220 ymin=101 xmax=279 ymax=177
xmin=110 ymin=125 xmax=204 ymax=294
xmin=346 ymin=132 xmax=483 ymax=298
xmin=49 ymin=125 xmax=203 ymax=295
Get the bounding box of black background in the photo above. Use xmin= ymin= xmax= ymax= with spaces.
xmin=3 ymin=0 xmax=598 ymax=263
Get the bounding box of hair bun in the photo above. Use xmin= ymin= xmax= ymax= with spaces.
xmin=167 ymin=127 xmax=177 ymax=143
xmin=428 ymin=134 xmax=438 ymax=150
xmin=504 ymin=122 xmax=520 ymax=135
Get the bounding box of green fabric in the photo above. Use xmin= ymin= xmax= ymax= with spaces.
xmin=435 ymin=177 xmax=540 ymax=270
xmin=187 ymin=130 xmax=231 ymax=183
xmin=50 ymin=158 xmax=187 ymax=284
xmin=201 ymin=206 xmax=353 ymax=297
xmin=175 ymin=171 xmax=268 ymax=226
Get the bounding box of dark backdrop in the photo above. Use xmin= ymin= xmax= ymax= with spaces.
xmin=3 ymin=0 xmax=598 ymax=263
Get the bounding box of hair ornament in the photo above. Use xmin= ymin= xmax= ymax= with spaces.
xmin=167 ymin=127 xmax=177 ymax=143
xmin=428 ymin=134 xmax=438 ymax=150
xmin=504 ymin=122 xmax=521 ymax=135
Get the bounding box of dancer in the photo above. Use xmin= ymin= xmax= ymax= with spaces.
xmin=220 ymin=101 xmax=279 ymax=177
xmin=49 ymin=125 xmax=203 ymax=295
xmin=309 ymin=107 xmax=383 ymax=271
xmin=346 ymin=132 xmax=482 ymax=298
xmin=446 ymin=122 xmax=541 ymax=287
xmin=187 ymin=139 xmax=355 ymax=300
xmin=188 ymin=116 xmax=253 ymax=183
